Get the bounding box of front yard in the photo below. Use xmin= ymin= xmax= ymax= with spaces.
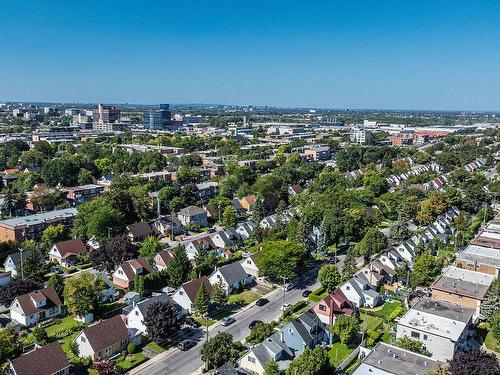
xmin=227 ymin=289 xmax=262 ymax=305
xmin=114 ymin=353 xmax=148 ymax=372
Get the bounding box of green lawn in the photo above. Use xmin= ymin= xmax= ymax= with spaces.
xmin=485 ymin=331 xmax=500 ymax=353
xmin=114 ymin=353 xmax=148 ymax=372
xmin=193 ymin=315 xmax=216 ymax=327
xmin=228 ymin=290 xmax=262 ymax=305
xmin=328 ymin=342 xmax=355 ymax=367
xmin=360 ymin=313 xmax=383 ymax=331
xmin=59 ymin=332 xmax=78 ymax=362
xmin=45 ymin=316 xmax=82 ymax=338
xmin=145 ymin=341 xmax=166 ymax=353
xmin=98 ymin=302 xmax=125 ymax=318
xmin=308 ymin=286 xmax=328 ymax=302
xmin=360 ymin=301 xmax=402 ymax=318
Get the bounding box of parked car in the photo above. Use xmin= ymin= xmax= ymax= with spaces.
xmin=249 ymin=320 xmax=263 ymax=329
xmin=281 ymin=303 xmax=291 ymax=311
xmin=284 ymin=283 xmax=294 ymax=291
xmin=255 ymin=298 xmax=269 ymax=306
xmin=302 ymin=290 xmax=312 ymax=297
xmin=177 ymin=339 xmax=196 ymax=351
xmin=221 ymin=317 xmax=236 ymax=326
xmin=185 ymin=316 xmax=201 ymax=327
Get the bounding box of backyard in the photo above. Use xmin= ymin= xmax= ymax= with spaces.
xmin=328 ymin=342 xmax=356 ymax=367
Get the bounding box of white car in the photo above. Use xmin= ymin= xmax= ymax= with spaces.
xmin=281 ymin=303 xmax=291 ymax=311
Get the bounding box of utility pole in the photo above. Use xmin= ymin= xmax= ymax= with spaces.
xmin=282 ymin=275 xmax=287 ymax=316
xmin=19 ymin=248 xmax=24 ymax=281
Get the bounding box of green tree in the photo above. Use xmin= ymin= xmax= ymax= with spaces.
xmin=395 ymin=336 xmax=430 ymax=356
xmin=411 ymin=254 xmax=441 ymax=288
xmin=47 ymin=273 xmax=65 ymax=297
xmin=246 ymin=322 xmax=276 ymax=345
xmin=41 ymin=224 xmax=68 ymax=250
xmin=0 ymin=327 xmax=18 ymax=364
xmin=491 ymin=309 xmax=500 ymax=341
xmin=194 ymin=283 xmax=210 ymax=317
xmin=211 ymin=282 xmax=228 ymax=309
xmin=389 ymin=215 xmax=411 ymax=243
xmin=355 ymin=228 xmax=388 ymax=262
xmin=18 ymin=242 xmax=45 ymax=281
xmin=342 ymin=250 xmax=357 ymax=280
xmin=200 ymin=332 xmax=239 ymax=370
xmin=316 ymin=219 xmax=329 ymax=255
xmin=71 ymin=198 xmax=124 ymax=241
xmin=330 ymin=315 xmax=359 ymax=344
xmin=221 ymin=205 xmax=238 ymax=228
xmin=64 ymin=272 xmax=104 ymax=318
xmin=139 ymin=236 xmax=162 ymax=260
xmin=167 ymin=245 xmax=192 ymax=287
xmin=255 ymin=240 xmax=309 ymax=282
xmin=77 ymin=168 xmax=93 ymax=185
xmin=264 ymin=360 xmax=281 ymax=375
xmin=318 ymin=264 xmax=341 ymax=293
xmin=252 ymin=196 xmax=264 ymax=224
xmin=286 ymin=346 xmax=332 ymax=375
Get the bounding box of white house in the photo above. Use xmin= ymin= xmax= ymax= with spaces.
xmin=3 ymin=250 xmax=41 ymax=278
xmin=126 ymin=294 xmax=182 ymax=336
xmin=235 ymin=220 xmax=256 ymax=240
xmin=177 ymin=205 xmax=208 ymax=227
xmin=210 ymin=228 xmax=241 ymax=249
xmin=48 ymin=238 xmax=87 ymax=267
xmin=172 ymin=276 xmax=212 ymax=314
xmin=209 ymin=262 xmax=252 ymax=294
xmin=396 ymin=299 xmax=475 ymax=361
xmin=339 ymin=275 xmax=380 ymax=308
xmin=74 ymin=315 xmax=130 ymax=361
xmin=9 ymin=287 xmax=62 ymax=327
xmin=241 ymin=252 xmax=260 ymax=278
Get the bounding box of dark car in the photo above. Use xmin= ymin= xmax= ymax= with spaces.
xmin=255 ymin=298 xmax=269 ymax=306
xmin=177 ymin=339 xmax=195 ymax=351
xmin=185 ymin=316 xmax=201 ymax=327
xmin=249 ymin=320 xmax=263 ymax=329
xmin=302 ymin=290 xmax=312 ymax=297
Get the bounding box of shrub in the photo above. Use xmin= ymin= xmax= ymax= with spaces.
xmin=127 ymin=343 xmax=136 ymax=354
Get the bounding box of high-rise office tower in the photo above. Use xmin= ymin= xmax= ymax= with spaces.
xmin=93 ymin=104 xmax=120 ymax=125
xmin=143 ymin=104 xmax=171 ymax=130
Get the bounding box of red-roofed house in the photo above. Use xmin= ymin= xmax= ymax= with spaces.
xmin=313 ymin=288 xmax=356 ymax=326
xmin=48 ymin=238 xmax=88 ymax=267
xmin=112 ymin=258 xmax=153 ymax=289
xmin=9 ymin=287 xmax=63 ymax=327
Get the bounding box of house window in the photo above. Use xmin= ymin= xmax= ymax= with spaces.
xmin=81 ymin=336 xmax=86 ymax=342
xmin=105 ymin=346 xmax=112 ymax=356
xmin=179 ymin=291 xmax=184 ymax=295
xmin=248 ymin=356 xmax=256 ymax=364
xmin=247 ymin=260 xmax=251 ymax=264
xmin=319 ymin=304 xmax=327 ymax=311
xmin=135 ymin=311 xmax=139 ymax=316
xmin=423 ymin=335 xmax=428 ymax=340
xmin=346 ymin=286 xmax=350 ymax=290
xmin=411 ymin=331 xmax=420 ymax=339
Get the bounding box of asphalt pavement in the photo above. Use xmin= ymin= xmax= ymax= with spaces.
xmin=128 ymin=265 xmax=322 ymax=375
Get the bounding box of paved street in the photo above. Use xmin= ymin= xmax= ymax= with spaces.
xmin=128 ymin=266 xmax=321 ymax=375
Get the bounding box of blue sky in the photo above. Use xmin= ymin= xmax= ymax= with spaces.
xmin=1 ymin=1 xmax=500 ymax=110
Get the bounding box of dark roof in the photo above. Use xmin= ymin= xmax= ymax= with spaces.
xmin=9 ymin=342 xmax=69 ymax=375
xmin=135 ymin=294 xmax=181 ymax=316
xmin=216 ymin=262 xmax=248 ymax=285
xmin=178 ymin=205 xmax=206 ymax=216
xmin=154 ymin=250 xmax=173 ymax=267
xmin=54 ymin=238 xmax=87 ymax=258
xmin=216 ymin=362 xmax=249 ymax=375
xmin=120 ymin=258 xmax=153 ymax=281
xmin=14 ymin=287 xmax=62 ymax=315
xmin=181 ymin=276 xmax=212 ymax=302
xmin=80 ymin=315 xmax=129 ymax=352
xmin=127 ymin=221 xmax=154 ymax=238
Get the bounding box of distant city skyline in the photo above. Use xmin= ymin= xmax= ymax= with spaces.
xmin=2 ymin=1 xmax=500 ymax=111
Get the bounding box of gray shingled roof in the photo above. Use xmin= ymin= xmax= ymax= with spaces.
xmin=217 ymin=262 xmax=248 ymax=285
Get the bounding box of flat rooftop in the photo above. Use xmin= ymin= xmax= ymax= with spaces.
xmin=472 ymin=230 xmax=500 ymax=249
xmin=431 ymin=266 xmax=494 ymax=299
xmin=457 ymin=245 xmax=500 ymax=268
xmin=412 ymin=298 xmax=474 ymax=323
xmin=354 ymin=342 xmax=439 ymax=375
xmin=0 ymin=208 xmax=77 ymax=229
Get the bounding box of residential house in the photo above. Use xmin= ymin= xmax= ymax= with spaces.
xmin=430 ymin=266 xmax=495 ymax=318
xmin=235 ymin=220 xmax=256 ymax=240
xmin=0 ymin=314 xmax=20 ymax=333
xmin=9 ymin=287 xmax=62 ymax=327
xmin=0 ymin=207 xmax=77 ymax=242
xmin=89 ymin=270 xmax=119 ymax=303
xmin=339 ymin=274 xmax=381 ymax=308
xmin=241 ymin=252 xmax=260 ymax=278
xmin=239 ymin=195 xmax=257 ymax=212
xmin=184 ymin=236 xmax=217 ymax=260
xmin=153 ymin=249 xmax=174 ymax=271
xmin=259 ymin=215 xmax=277 ymax=229
xmin=3 ymin=252 xmax=30 ymax=278
xmin=112 ymin=258 xmax=153 ymax=289
xmin=153 ymin=216 xmax=184 ymax=237
xmin=471 ymin=229 xmax=500 ymax=249
xmin=8 ymin=342 xmax=70 ymax=375
xmin=352 ymin=342 xmax=439 ymax=375
xmin=313 ymin=288 xmax=356 ymax=325
xmin=211 ymin=228 xmax=242 ymax=249
xmin=48 ymin=238 xmax=87 ymax=267
xmin=177 ymin=206 xmax=208 ymax=227
xmin=455 ymin=245 xmax=500 ymax=277
xmin=288 ymin=184 xmax=303 ymax=196
xmin=396 ymin=299 xmax=475 ymax=361
xmin=96 ymin=174 xmax=114 ymax=191
xmin=209 ymin=262 xmax=253 ymax=294
xmin=74 ymin=315 xmax=130 ymax=361
xmin=239 ymin=312 xmax=330 ymax=375
xmin=126 ymin=293 xmax=182 ymax=337
xmin=172 ymin=276 xmax=212 ymax=314
xmin=196 ymin=181 xmax=219 ymax=200
xmin=127 ymin=221 xmax=157 ymax=242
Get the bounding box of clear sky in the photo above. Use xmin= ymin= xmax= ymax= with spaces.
xmin=1 ymin=1 xmax=500 ymax=110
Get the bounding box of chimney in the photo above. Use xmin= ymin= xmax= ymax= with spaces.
xmin=280 ymin=331 xmax=284 ymax=343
